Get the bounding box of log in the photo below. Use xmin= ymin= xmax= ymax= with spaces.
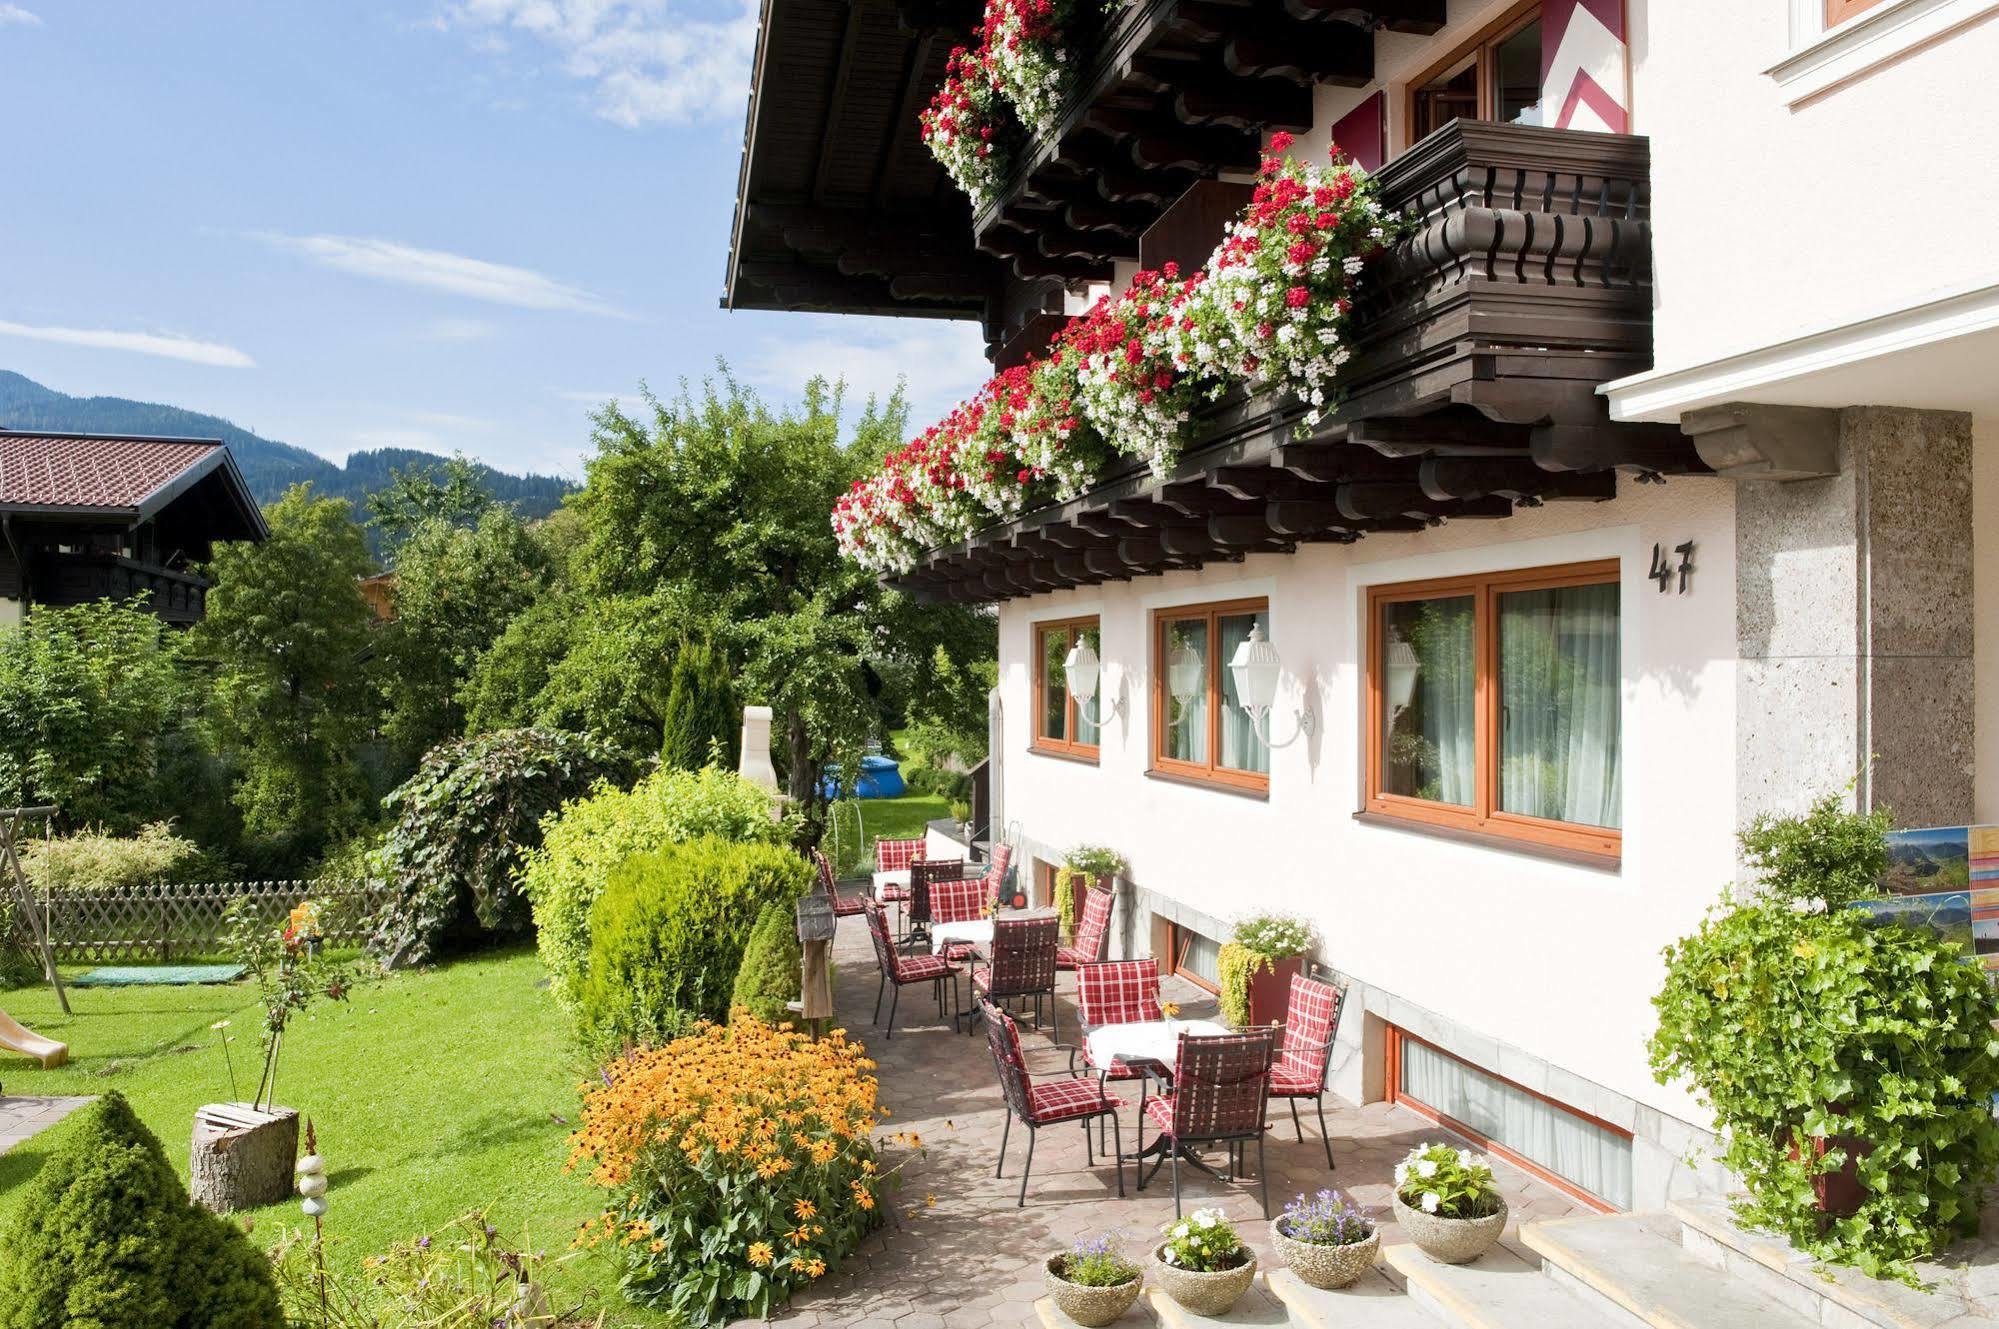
xmin=190 ymin=1103 xmax=299 ymax=1213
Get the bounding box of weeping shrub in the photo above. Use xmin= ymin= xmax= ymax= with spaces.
xmin=580 ymin=837 xmax=811 ymax=1049
xmin=0 ymin=1091 xmax=283 ymax=1329
xmin=520 ymin=766 xmax=791 ymax=1010
xmin=730 ymin=900 xmax=804 ymax=1024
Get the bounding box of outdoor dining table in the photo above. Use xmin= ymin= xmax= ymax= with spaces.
xmin=928 ymin=918 xmax=993 ymax=955
xmin=1084 ymin=1018 xmax=1233 ymax=1171
xmin=870 ymin=867 xmax=910 ymax=901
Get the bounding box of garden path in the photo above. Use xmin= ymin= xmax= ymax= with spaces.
xmin=0 ymin=1094 xmax=92 ymax=1155
xmin=752 ymin=912 xmax=1582 ymax=1328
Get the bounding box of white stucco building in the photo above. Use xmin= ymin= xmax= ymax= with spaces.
xmin=725 ymin=0 xmax=1999 ymax=1212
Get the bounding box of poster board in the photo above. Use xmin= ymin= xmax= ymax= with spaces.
xmin=1860 ymin=825 xmax=1999 ymax=968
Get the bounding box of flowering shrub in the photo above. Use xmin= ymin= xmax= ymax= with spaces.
xmin=1068 ymin=266 xmax=1207 ymax=476
xmin=1157 ymin=1207 xmax=1248 ymax=1272
xmin=921 ymin=45 xmax=1012 ymax=204
xmin=833 ymin=406 xmax=988 ymax=574
xmin=1394 ymin=1143 xmax=1502 ymax=1220
xmin=1170 ymin=133 xmax=1393 ymax=426
xmin=1052 ymin=1230 xmax=1140 ymax=1287
xmin=1233 ymin=911 xmax=1313 ymax=957
xmin=1277 ymin=1189 xmax=1373 ymax=1246
xmin=981 ymin=0 xmax=1075 ymax=133
xmin=569 ymin=1018 xmax=904 ymax=1325
xmin=1004 ymin=354 xmax=1111 ymax=502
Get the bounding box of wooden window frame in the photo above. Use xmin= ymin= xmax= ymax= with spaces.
xmin=1403 ymin=0 xmax=1543 ymax=146
xmin=1825 ymin=0 xmax=1887 ymax=24
xmin=1362 ymin=560 xmax=1621 ymax=860
xmin=1031 ymin=616 xmax=1101 ymax=762
xmin=1162 ymin=920 xmax=1220 ymax=994
xmin=1385 ymin=1025 xmax=1627 ymax=1213
xmin=1149 ymin=597 xmax=1270 ymax=795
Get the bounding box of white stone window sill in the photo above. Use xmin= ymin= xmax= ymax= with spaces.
xmin=1766 ymin=0 xmax=1999 ymax=105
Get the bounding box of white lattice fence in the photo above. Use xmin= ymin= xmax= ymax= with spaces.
xmin=27 ymin=879 xmax=386 ymax=964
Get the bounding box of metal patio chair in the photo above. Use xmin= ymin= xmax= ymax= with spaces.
xmin=1138 ymin=1026 xmax=1278 ymax=1217
xmin=968 ymin=914 xmax=1060 ymax=1038
xmin=863 ymin=899 xmax=958 ymax=1040
xmin=1056 ymin=884 xmax=1115 ymax=972
xmin=981 ymin=1000 xmax=1125 ymax=1206
xmin=809 ymin=848 xmax=867 ymax=920
xmin=1267 ymin=973 xmax=1351 ymax=1170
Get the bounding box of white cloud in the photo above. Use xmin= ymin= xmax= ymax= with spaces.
xmin=441 ymin=0 xmax=757 ymax=126
xmin=741 ymin=328 xmax=992 ymax=432
xmin=0 ymin=318 xmax=254 ymax=368
xmin=0 ymin=5 xmax=42 ymax=26
xmin=255 ymin=233 xmax=627 ymax=317
xmin=421 ymin=316 xmax=501 ymax=342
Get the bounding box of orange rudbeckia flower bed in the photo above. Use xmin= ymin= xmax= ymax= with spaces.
xmin=567 ymin=1015 xmax=899 ymax=1326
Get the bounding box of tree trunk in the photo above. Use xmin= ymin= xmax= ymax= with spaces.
xmin=190 ymin=1103 xmax=300 ymax=1213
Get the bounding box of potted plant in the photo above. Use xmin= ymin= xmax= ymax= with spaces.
xmin=948 ymin=799 xmax=973 ymax=840
xmin=1391 ymin=1144 xmax=1506 ymax=1264
xmin=1044 ymin=1230 xmax=1142 ymax=1327
xmin=1218 ymin=913 xmax=1313 ymax=1027
xmin=1271 ymin=1188 xmax=1377 ymax=1290
xmin=1056 ymin=845 xmax=1124 ymax=940
xmin=1151 ymin=1207 xmax=1256 ymax=1315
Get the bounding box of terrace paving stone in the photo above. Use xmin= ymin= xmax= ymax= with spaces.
xmin=0 ymin=1094 xmax=93 ymax=1155
xmin=736 ymin=914 xmax=1582 ymax=1327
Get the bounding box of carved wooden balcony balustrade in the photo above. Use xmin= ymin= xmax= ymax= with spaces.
xmin=887 ymin=120 xmax=1702 ymax=604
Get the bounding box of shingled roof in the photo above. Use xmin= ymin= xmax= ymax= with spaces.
xmin=0 ymin=430 xmax=266 ymax=537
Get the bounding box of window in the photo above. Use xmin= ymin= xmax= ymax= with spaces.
xmin=1825 ymin=0 xmax=1886 ymax=22
xmin=1162 ymin=920 xmax=1221 ymax=992
xmin=1387 ymin=1027 xmax=1632 ymax=1211
xmin=1032 ymin=617 xmax=1100 ymax=759
xmin=1410 ymin=3 xmax=1542 ymax=140
xmin=1151 ymin=599 xmax=1269 ymax=793
xmin=1364 ymin=561 xmax=1621 ymax=859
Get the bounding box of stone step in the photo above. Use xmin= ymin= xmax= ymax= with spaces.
xmin=1670 ymin=1195 xmax=1999 ymax=1329
xmin=1383 ymin=1236 xmax=1619 ymax=1329
xmin=1264 ymin=1264 xmax=1440 ymax=1329
xmin=1522 ymin=1210 xmax=1821 ymax=1329
xmin=1142 ymin=1274 xmax=1292 ymax=1329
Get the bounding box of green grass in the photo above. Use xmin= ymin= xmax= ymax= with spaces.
xmin=854 ymin=792 xmax=947 ymax=848
xmin=0 ymin=949 xmax=674 ymax=1325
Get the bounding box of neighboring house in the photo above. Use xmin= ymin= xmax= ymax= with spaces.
xmin=359 ymin=571 xmax=397 ymax=622
xmin=723 ymin=0 xmax=1999 ymax=1213
xmin=0 ymin=429 xmax=267 ymax=626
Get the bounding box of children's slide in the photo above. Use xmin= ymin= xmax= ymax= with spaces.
xmin=0 ymin=1006 xmax=67 ymax=1068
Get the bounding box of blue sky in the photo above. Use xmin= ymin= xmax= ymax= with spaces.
xmin=0 ymin=1 xmax=990 ymax=477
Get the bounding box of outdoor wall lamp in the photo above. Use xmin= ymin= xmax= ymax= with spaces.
xmin=1228 ymin=621 xmax=1313 ymax=749
xmin=1062 ymin=637 xmax=1124 ymax=724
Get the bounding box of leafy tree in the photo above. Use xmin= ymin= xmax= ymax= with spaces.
xmin=659 ymin=636 xmax=739 ymax=771
xmin=377 ymin=507 xmax=551 ymax=763
xmin=0 ymin=1091 xmax=283 ymax=1329
xmin=572 ymin=371 xmax=992 ymax=818
xmin=194 ymin=483 xmax=377 ymax=851
xmin=0 ymin=599 xmax=190 ymax=831
xmin=365 ymin=452 xmax=495 ymax=553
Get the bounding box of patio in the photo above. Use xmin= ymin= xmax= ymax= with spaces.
xmin=760 ymin=905 xmax=1584 ymax=1328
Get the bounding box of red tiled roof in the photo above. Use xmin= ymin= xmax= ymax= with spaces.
xmin=0 ymin=433 xmax=221 ymax=511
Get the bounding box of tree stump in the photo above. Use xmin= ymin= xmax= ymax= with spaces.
xmin=190 ymin=1103 xmax=299 ymax=1213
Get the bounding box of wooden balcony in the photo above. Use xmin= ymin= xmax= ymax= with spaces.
xmin=33 ymin=551 xmax=210 ymax=624
xmin=890 ymin=120 xmax=1704 ymax=604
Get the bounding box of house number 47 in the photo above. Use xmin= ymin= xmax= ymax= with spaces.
xmin=1651 ymin=541 xmax=1695 ymax=594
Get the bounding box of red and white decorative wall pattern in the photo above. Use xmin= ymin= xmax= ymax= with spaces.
xmin=1541 ymin=0 xmax=1629 ymax=133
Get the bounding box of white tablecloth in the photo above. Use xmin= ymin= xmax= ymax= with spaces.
xmin=1085 ymin=1019 xmax=1230 ymax=1073
xmin=929 ymin=919 xmax=994 ymax=955
xmin=871 ymin=868 xmax=910 ymax=901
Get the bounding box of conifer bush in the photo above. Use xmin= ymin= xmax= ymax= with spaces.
xmin=0 ymin=1091 xmax=284 ymax=1329
xmin=730 ymin=900 xmax=804 ymax=1024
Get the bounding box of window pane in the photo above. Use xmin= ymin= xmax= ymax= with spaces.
xmin=1075 ymin=625 xmax=1101 ymax=747
xmin=1162 ymin=618 xmax=1208 ymax=764
xmin=1177 ymin=927 xmax=1221 ymax=986
xmin=1381 ymin=596 xmax=1475 ymax=806
xmin=1493 ymin=19 xmax=1543 ymax=125
xmin=1414 ymin=59 xmax=1477 ymax=138
xmin=1400 ymin=1036 xmax=1632 ymax=1209
xmin=1217 ymin=612 xmax=1269 ymax=774
xmin=1040 ymin=629 xmax=1068 ymax=741
xmin=1498 ymin=583 xmax=1621 ymax=828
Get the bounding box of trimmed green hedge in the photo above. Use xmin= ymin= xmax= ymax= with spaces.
xmin=730 ymin=900 xmax=804 ymax=1024
xmin=0 ymin=1091 xmax=283 ymax=1329
xmin=581 ymin=836 xmax=812 ymax=1049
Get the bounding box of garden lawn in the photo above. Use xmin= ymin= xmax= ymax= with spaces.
xmin=0 ymin=947 xmax=676 ymax=1326
xmin=858 ymin=792 xmax=947 ymax=848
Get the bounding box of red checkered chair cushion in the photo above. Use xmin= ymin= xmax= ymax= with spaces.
xmin=981 ymin=842 xmax=1014 ymax=901
xmin=812 ymin=849 xmax=866 ymax=916
xmin=1142 ymin=1092 xmax=1178 ymax=1133
xmin=1026 ymin=1077 xmax=1122 ymax=1126
xmin=875 ymin=838 xmax=925 ymax=874
xmin=1076 ymin=959 xmax=1160 ymax=1027
xmin=1269 ymin=975 xmax=1345 ymax=1099
xmin=896 ymin=952 xmax=957 ymax=982
xmin=930 ymin=876 xmax=989 ymax=925
xmin=1055 ymin=887 xmax=1114 ymax=970
xmin=1155 ymin=1029 xmax=1275 ymax=1141
xmin=865 ymin=900 xmax=957 ymax=983
xmin=977 ymin=915 xmax=1058 ymax=999
xmin=969 ymin=962 xmax=992 ymax=991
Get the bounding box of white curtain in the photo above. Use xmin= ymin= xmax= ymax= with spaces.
xmin=1387 ymin=597 xmax=1475 ymax=805
xmin=1498 ymin=584 xmax=1620 ymax=828
xmin=1165 ymin=621 xmax=1208 ymax=763
xmin=1218 ymin=614 xmax=1269 ymax=774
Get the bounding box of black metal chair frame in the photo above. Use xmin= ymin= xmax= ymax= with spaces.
xmin=1136 ymin=1027 xmax=1277 ymax=1218
xmin=982 ymin=1000 xmax=1126 ymax=1207
xmin=1270 ymin=975 xmax=1351 ymax=1171
xmin=966 ymin=914 xmax=1059 ymax=1041
xmin=863 ymin=901 xmax=959 ymax=1040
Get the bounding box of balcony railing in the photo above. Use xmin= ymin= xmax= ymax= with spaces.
xmin=892 ymin=120 xmax=1704 ymax=605
xmin=32 ymin=551 xmax=210 ymax=624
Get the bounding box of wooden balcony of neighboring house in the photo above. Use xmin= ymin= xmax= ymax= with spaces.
xmin=888 ymin=118 xmax=1709 ymax=604
xmin=30 ymin=550 xmax=210 ymax=625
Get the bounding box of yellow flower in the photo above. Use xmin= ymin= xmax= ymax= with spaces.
xmin=747 ymin=1242 xmax=774 ymax=1267
xmin=804 ymin=1256 xmax=827 ymax=1278
xmin=793 ymin=1198 xmax=817 ymax=1220
xmin=851 ymin=1182 xmax=876 ymax=1211
xmin=1160 ymin=1001 xmax=1181 ymax=1018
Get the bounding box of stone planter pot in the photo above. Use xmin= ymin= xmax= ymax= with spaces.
xmin=1391 ymin=1195 xmax=1506 ymax=1265
xmin=1270 ymin=1219 xmax=1378 ymax=1290
xmin=1150 ymin=1245 xmax=1257 ymax=1316
xmin=1043 ymin=1257 xmax=1142 ymax=1327
xmin=1244 ymin=953 xmax=1304 ymax=1028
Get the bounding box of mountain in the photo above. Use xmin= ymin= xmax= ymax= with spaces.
xmin=0 ymin=371 xmax=574 ymax=519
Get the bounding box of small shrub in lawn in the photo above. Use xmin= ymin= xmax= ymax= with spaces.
xmin=520 ymin=765 xmax=793 ymax=1011
xmin=568 ymin=1017 xmax=897 ymax=1326
xmin=369 ymin=726 xmax=630 ymax=968
xmin=730 ymin=900 xmax=803 ymax=1024
xmin=0 ymin=1090 xmax=283 ymax=1329
xmin=580 ymin=836 xmax=812 ymax=1048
